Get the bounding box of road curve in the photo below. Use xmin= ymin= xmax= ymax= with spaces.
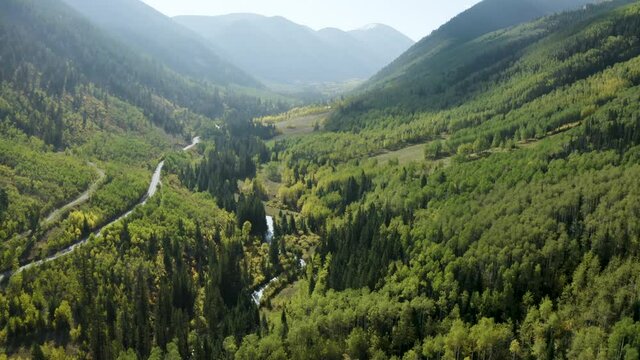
xmin=44 ymin=162 xmax=106 ymax=224
xmin=0 ymin=137 xmax=201 ymax=282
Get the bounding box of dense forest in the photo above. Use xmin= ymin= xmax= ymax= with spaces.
xmin=1 ymin=0 xmax=640 ymax=359
xmin=0 ymin=0 xmax=289 ymax=357
xmin=233 ymin=1 xmax=640 ymax=359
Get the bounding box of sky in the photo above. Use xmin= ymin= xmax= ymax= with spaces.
xmin=140 ymin=0 xmax=481 ymax=41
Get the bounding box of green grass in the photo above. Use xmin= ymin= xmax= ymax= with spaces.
xmin=271 ymin=111 xmax=332 ymax=141
xmin=369 ymin=143 xmax=428 ymax=165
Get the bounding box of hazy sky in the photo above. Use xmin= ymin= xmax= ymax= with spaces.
xmin=140 ymin=0 xmax=481 ymax=41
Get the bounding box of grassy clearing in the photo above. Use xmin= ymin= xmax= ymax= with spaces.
xmin=272 ymin=111 xmax=331 ymax=140
xmin=254 ymin=162 xmax=301 ymax=217
xmin=369 ymin=143 xmax=428 ymax=165
xmin=259 ymin=106 xmax=333 ymax=141
xmin=368 ymin=121 xmax=582 ymax=166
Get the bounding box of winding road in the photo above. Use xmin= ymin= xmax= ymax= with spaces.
xmin=0 ymin=137 xmax=200 ymax=282
xmin=44 ymin=162 xmax=106 ymax=224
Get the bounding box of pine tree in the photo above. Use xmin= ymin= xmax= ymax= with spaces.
xmin=31 ymin=344 xmax=45 ymax=360
xmin=0 ymin=187 xmax=8 ymax=217
xmin=260 ymin=313 xmax=269 ymax=336
xmin=269 ymin=235 xmax=281 ymax=274
xmin=155 ymin=280 xmax=172 ymax=349
xmin=280 ymin=309 xmax=288 ymax=340
xmin=134 ymin=268 xmax=151 ymax=358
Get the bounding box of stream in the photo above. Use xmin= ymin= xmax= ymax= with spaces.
xmin=251 ymin=215 xmax=306 ymax=305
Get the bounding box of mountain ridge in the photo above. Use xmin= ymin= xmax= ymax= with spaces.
xmin=61 ymin=0 xmax=261 ymax=88
xmin=367 ymin=0 xmax=601 ymax=90
xmin=328 ymin=0 xmax=605 ymax=131
xmin=174 ymin=14 xmax=415 ymax=85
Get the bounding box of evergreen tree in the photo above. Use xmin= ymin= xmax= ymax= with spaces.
xmin=269 ymin=235 xmax=281 ymax=274
xmin=0 ymin=187 xmax=8 ymax=218
xmin=280 ymin=309 xmax=289 ymax=340
xmin=133 ymin=268 xmax=151 ymax=358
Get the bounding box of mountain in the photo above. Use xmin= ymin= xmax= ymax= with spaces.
xmin=329 ymin=0 xmax=605 ymax=131
xmin=369 ymin=0 xmax=600 ymax=89
xmin=0 ymin=0 xmax=285 ymax=224
xmin=3 ymin=0 xmax=640 ymax=358
xmin=0 ymin=0 xmax=278 ymax=357
xmin=174 ymin=14 xmax=415 ymax=85
xmin=232 ymin=0 xmax=640 ymax=357
xmin=60 ymin=0 xmax=261 ymax=87
xmin=349 ymin=23 xmax=418 ymax=66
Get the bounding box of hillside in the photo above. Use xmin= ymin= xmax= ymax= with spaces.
xmin=371 ymin=0 xmax=599 ymax=86
xmin=332 ymin=0 xmax=600 ymax=128
xmin=2 ymin=0 xmax=640 ymax=358
xmin=222 ymin=0 xmax=640 ymax=357
xmin=174 ymin=14 xmax=415 ymax=85
xmin=0 ymin=0 xmax=284 ymax=357
xmin=0 ymin=0 xmax=284 ymax=258
xmin=349 ymin=23 xmax=418 ymax=66
xmin=61 ymin=0 xmax=261 ymax=87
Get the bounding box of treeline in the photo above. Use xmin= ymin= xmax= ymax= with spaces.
xmin=564 ymin=91 xmax=640 ymax=155
xmin=323 ymin=205 xmax=405 ymax=290
xmin=237 ymin=193 xmax=268 ymax=237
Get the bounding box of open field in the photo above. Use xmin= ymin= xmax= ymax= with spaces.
xmin=272 ymin=111 xmax=331 ymax=140
xmin=367 ymin=121 xmax=583 ymax=166
xmin=369 ymin=143 xmax=427 ymax=165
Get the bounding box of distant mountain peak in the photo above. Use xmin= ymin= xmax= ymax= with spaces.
xmin=358 ymin=23 xmax=386 ymax=31
xmin=318 ymin=27 xmax=344 ymax=33
xmin=175 ymin=14 xmax=414 ymax=85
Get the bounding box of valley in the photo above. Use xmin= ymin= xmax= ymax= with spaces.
xmin=0 ymin=0 xmax=639 ymax=359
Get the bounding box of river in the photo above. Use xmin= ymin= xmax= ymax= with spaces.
xmin=265 ymin=215 xmax=274 ymax=243
xmin=251 ymin=215 xmax=307 ymax=305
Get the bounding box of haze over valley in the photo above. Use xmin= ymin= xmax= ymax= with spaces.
xmin=174 ymin=15 xmax=414 ymax=85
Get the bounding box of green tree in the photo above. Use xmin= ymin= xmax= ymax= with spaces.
xmin=0 ymin=187 xmax=8 ymax=217
xmin=607 ymin=318 xmax=640 ymax=360
xmin=148 ymin=347 xmax=163 ymax=360
xmin=444 ymin=320 xmax=470 ymax=360
xmin=347 ymin=327 xmax=369 ymax=360
xmin=223 ymin=336 xmax=238 ymax=359
xmin=53 ymin=300 xmax=73 ymax=334
xmin=269 ymin=235 xmax=281 ymax=274
xmin=116 ymin=349 xmax=138 ymax=360
xmin=280 ymin=309 xmax=289 ymax=340
xmin=134 ymin=268 xmax=152 ymax=358
xmin=165 ymin=340 xmax=181 ymax=360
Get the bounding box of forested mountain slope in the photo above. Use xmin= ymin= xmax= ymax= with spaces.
xmin=0 ymin=0 xmax=285 ymax=138
xmin=2 ymin=0 xmax=640 ymax=358
xmin=0 ymin=0 xmax=282 ymax=251
xmin=334 ymin=0 xmax=600 ymax=127
xmin=61 ymin=0 xmax=261 ymax=88
xmin=0 ymin=0 xmax=285 ymax=357
xmin=174 ymin=14 xmax=414 ymax=85
xmin=225 ymin=1 xmax=640 ymax=358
